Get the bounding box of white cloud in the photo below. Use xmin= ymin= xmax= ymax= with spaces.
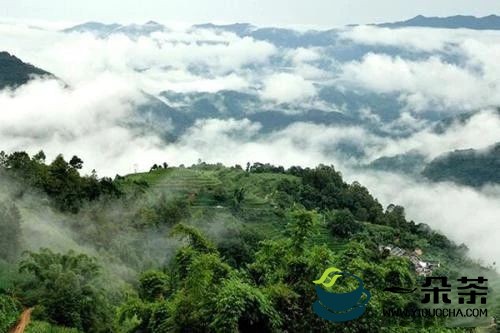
xmin=0 ymin=23 xmax=276 ymax=92
xmin=139 ymin=70 xmax=251 ymax=94
xmin=341 ymin=25 xmax=500 ymax=53
xmin=1 ymin=21 xmax=500 ymax=269
xmin=261 ymin=73 xmax=317 ymax=103
xmin=351 ymin=170 xmax=500 ymax=265
xmin=339 ymin=26 xmax=500 ymax=113
xmin=287 ymin=47 xmax=321 ymax=64
xmin=0 ymin=76 xmax=170 ymax=176
xmin=369 ymin=109 xmax=500 ymax=160
xmin=341 ymin=53 xmax=499 ymax=112
xmin=149 ymin=119 xmax=382 ymax=169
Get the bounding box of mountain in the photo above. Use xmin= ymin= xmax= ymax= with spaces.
xmin=63 ymin=16 xmax=500 ymax=46
xmin=193 ymin=23 xmax=339 ymax=47
xmin=133 ymin=90 xmax=358 ymax=144
xmin=157 ymin=90 xmax=358 ymax=132
xmin=62 ymin=21 xmax=169 ymax=38
xmin=368 ymin=151 xmax=427 ymax=174
xmin=113 ymin=21 xmax=168 ymax=38
xmin=423 ymin=143 xmax=500 ymax=187
xmin=377 ymin=15 xmax=500 ymax=30
xmin=192 ymin=23 xmax=437 ymax=60
xmin=0 ymin=52 xmax=53 ymax=89
xmin=191 ymin=23 xmax=256 ymax=36
xmin=64 ymin=21 xmax=339 ymax=46
xmin=1 ymin=150 xmax=497 ymax=332
xmin=62 ymin=21 xmax=122 ymax=35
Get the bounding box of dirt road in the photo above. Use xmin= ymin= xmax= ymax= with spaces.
xmin=9 ymin=308 xmax=32 ymax=333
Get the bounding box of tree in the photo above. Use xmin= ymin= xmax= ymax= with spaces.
xmin=340 ymin=181 xmax=383 ymax=223
xmin=0 ymin=202 xmax=21 ymax=262
xmin=69 ymin=156 xmax=84 ymax=170
xmin=44 ymin=155 xmax=83 ymax=212
xmin=0 ymin=150 xmax=7 ymax=167
xmin=170 ymin=223 xmax=217 ymax=254
xmin=19 ymin=249 xmax=113 ymax=332
xmin=327 ymin=209 xmax=363 ymax=238
xmin=385 ymin=204 xmax=406 ymax=229
xmin=232 ymin=187 xmax=245 ymax=209
xmin=0 ymin=295 xmax=21 ymax=333
xmin=5 ymin=151 xmax=31 ymax=170
xmin=33 ymin=150 xmax=46 ymax=163
xmin=289 ymin=165 xmax=347 ymax=210
xmin=287 ymin=208 xmax=317 ymax=253
xmin=210 ymin=277 xmax=281 ymax=333
xmin=155 ymin=196 xmax=190 ymax=226
xmin=139 ymin=270 xmax=171 ymax=302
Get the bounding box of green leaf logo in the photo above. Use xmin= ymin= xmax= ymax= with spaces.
xmin=313 ymin=267 xmax=343 ymax=288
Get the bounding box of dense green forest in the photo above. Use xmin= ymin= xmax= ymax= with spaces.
xmin=0 ymin=151 xmax=498 ymax=332
xmin=0 ymin=52 xmax=53 ymax=89
xmin=423 ymin=143 xmax=500 ymax=187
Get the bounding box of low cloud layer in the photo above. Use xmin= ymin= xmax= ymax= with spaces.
xmin=261 ymin=73 xmax=317 ymax=103
xmin=1 ymin=21 xmax=500 ymax=266
xmin=352 ymin=171 xmax=500 ymax=266
xmin=369 ymin=109 xmax=500 ymax=160
xmin=340 ymin=26 xmax=500 ymax=112
xmin=342 ymin=54 xmax=494 ymax=112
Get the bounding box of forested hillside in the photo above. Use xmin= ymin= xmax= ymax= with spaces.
xmin=423 ymin=143 xmax=500 ymax=187
xmin=0 ymin=152 xmax=497 ymax=332
xmin=0 ymin=52 xmax=52 ymax=89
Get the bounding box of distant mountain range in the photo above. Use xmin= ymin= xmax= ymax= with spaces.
xmin=138 ymin=90 xmax=358 ymax=140
xmin=368 ymin=152 xmax=427 ymax=174
xmin=376 ymin=15 xmax=500 ymax=30
xmin=422 ymin=143 xmax=500 ymax=187
xmin=0 ymin=52 xmax=53 ymax=89
xmin=63 ymin=15 xmax=500 ymax=42
xmin=191 ymin=23 xmax=255 ymax=36
xmin=63 ymin=20 xmax=339 ymax=47
xmin=62 ymin=20 xmax=169 ymax=38
xmin=9 ymin=18 xmax=500 ymax=187
xmin=367 ymin=136 xmax=500 ymax=188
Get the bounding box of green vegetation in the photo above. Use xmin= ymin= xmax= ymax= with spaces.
xmin=19 ymin=249 xmax=113 ymax=332
xmin=0 ymin=151 xmax=498 ymax=332
xmin=26 ymin=321 xmax=81 ymax=333
xmin=0 ymin=294 xmax=21 ymax=332
xmin=423 ymin=143 xmax=500 ymax=187
xmin=0 ymin=52 xmax=52 ymax=89
xmin=0 ymin=202 xmax=22 ymax=262
xmin=0 ymin=151 xmax=121 ymax=213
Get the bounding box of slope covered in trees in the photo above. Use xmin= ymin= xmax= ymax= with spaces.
xmin=423 ymin=143 xmax=500 ymax=187
xmin=0 ymin=52 xmax=53 ymax=89
xmin=0 ymin=152 xmax=497 ymax=332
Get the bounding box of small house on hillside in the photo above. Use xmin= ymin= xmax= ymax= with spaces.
xmin=379 ymin=245 xmax=440 ymax=276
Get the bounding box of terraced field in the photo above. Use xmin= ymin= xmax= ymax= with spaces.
xmin=123 ymin=168 xmax=223 ymax=205
xmin=120 ymin=167 xmax=350 ymax=246
xmin=123 ymin=168 xmax=284 ymax=209
xmin=152 ymin=169 xmax=222 ymax=194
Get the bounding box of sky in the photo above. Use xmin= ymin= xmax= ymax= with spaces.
xmin=1 ymin=0 xmax=500 ymax=28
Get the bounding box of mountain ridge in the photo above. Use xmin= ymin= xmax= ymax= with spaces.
xmin=63 ymin=14 xmax=500 ymax=39
xmin=62 ymin=20 xmax=169 ymax=38
xmin=423 ymin=142 xmax=500 ymax=187
xmin=0 ymin=51 xmax=53 ymax=89
xmin=376 ymin=14 xmax=500 ymax=30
